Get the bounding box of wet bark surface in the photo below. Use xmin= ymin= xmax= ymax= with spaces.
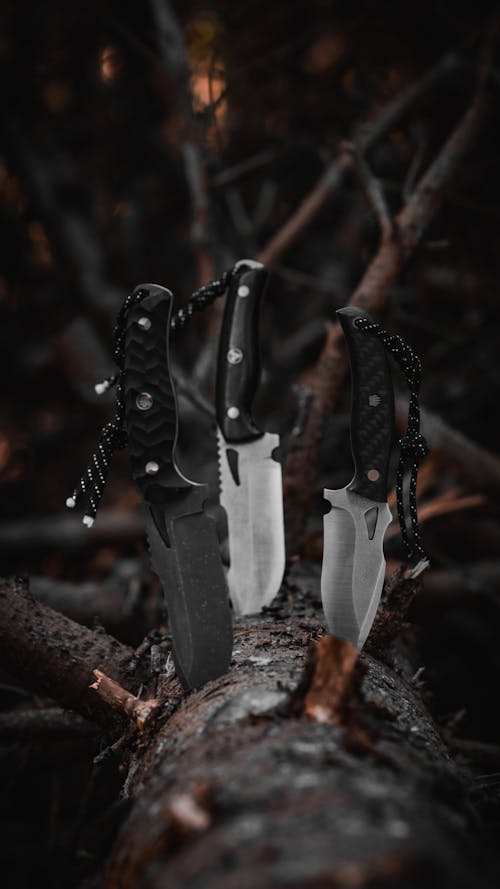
xmin=0 ymin=577 xmax=141 ymax=727
xmin=95 ymin=568 xmax=496 ymax=889
xmin=1 ymin=564 xmax=498 ymax=889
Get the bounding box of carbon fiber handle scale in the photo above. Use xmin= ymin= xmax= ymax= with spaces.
xmin=216 ymin=262 xmax=269 ymax=443
xmin=337 ymin=306 xmax=395 ymax=502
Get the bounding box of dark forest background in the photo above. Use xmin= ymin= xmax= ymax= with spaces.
xmin=1 ymin=1 xmax=500 ymax=887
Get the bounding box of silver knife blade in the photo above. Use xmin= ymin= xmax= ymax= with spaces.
xmin=322 ymin=486 xmax=392 ymax=647
xmin=320 ymin=306 xmax=395 ymax=648
xmin=215 ymin=260 xmax=285 ymax=615
xmin=217 ymin=429 xmax=285 ymax=615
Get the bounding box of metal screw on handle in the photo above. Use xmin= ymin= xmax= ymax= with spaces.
xmin=136 ymin=392 xmax=153 ymax=411
xmin=227 ymin=347 xmax=243 ymax=365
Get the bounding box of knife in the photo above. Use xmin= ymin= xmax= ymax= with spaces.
xmin=215 ymin=260 xmax=285 ymax=615
xmin=123 ymin=284 xmax=233 ymax=690
xmin=321 ymin=306 xmax=394 ymax=649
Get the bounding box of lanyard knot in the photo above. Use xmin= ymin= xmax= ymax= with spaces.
xmin=399 ymin=432 xmax=428 ymax=464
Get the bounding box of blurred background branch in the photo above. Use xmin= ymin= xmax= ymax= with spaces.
xmin=1 ymin=1 xmax=500 ymax=885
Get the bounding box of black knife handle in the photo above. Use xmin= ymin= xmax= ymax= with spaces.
xmin=216 ymin=261 xmax=269 ymax=443
xmin=124 ymin=284 xmax=190 ymax=500
xmin=337 ymin=306 xmax=394 ymax=502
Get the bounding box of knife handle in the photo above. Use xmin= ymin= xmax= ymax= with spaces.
xmin=124 ymin=284 xmax=191 ymax=499
xmin=337 ymin=306 xmax=394 ymax=502
xmin=216 ymin=261 xmax=269 ymax=443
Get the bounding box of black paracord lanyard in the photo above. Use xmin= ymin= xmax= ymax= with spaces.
xmin=354 ymin=316 xmax=429 ymax=568
xmin=66 ymin=268 xmax=234 ymax=525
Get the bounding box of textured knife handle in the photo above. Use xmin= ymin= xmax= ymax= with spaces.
xmin=216 ymin=262 xmax=269 ymax=443
xmin=124 ymin=284 xmax=190 ymax=499
xmin=337 ymin=306 xmax=394 ymax=502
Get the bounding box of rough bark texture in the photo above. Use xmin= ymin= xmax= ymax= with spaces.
xmin=0 ymin=577 xmax=141 ymax=728
xmin=93 ymin=573 xmax=493 ymax=889
xmin=0 ymin=568 xmax=497 ymax=888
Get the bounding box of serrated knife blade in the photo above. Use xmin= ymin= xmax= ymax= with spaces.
xmin=216 ymin=261 xmax=285 ymax=615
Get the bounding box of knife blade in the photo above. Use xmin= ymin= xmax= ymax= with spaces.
xmin=123 ymin=284 xmax=233 ymax=690
xmin=321 ymin=306 xmax=394 ymax=648
xmin=216 ymin=260 xmax=285 ymax=615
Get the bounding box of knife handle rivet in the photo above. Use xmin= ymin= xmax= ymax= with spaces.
xmin=136 ymin=392 xmax=153 ymax=411
xmin=367 ymin=468 xmax=380 ymax=481
xmin=145 ymin=461 xmax=159 ymax=475
xmin=227 ymin=347 xmax=243 ymax=365
xmin=237 ymin=285 xmax=250 ymax=298
xmin=138 ymin=316 xmax=151 ymax=331
xmin=227 ymin=406 xmax=240 ymax=419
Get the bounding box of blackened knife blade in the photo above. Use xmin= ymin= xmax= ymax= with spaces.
xmin=123 ymin=284 xmax=233 ymax=690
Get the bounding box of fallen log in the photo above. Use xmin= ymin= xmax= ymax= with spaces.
xmin=0 ymin=570 xmax=496 ymax=888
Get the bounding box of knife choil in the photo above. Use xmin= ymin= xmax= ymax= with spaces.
xmin=123 ymin=284 xmax=233 ymax=691
xmin=216 ymin=260 xmax=285 ymax=615
xmin=321 ymin=306 xmax=395 ymax=649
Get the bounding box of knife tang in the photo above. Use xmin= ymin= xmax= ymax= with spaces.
xmin=337 ymin=306 xmax=394 ymax=502
xmin=216 ymin=261 xmax=269 ymax=443
xmin=123 ymin=284 xmax=190 ymax=499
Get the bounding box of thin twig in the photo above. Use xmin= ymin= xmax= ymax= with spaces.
xmin=91 ymin=669 xmax=160 ymax=730
xmin=345 ymin=140 xmax=393 ymax=238
xmin=386 ymin=492 xmax=486 ymax=538
xmin=398 ymin=398 xmax=500 ymax=497
xmin=258 ymin=51 xmax=459 ymax=266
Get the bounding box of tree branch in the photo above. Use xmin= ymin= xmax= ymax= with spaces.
xmin=91 ymin=669 xmax=160 ymax=730
xmin=257 ymin=52 xmax=459 ymax=266
xmin=0 ymin=707 xmax=97 ymax=741
xmin=0 ymin=577 xmax=142 ymax=729
xmin=347 ymin=141 xmax=393 ymax=238
xmin=150 ymin=0 xmax=215 ymax=284
xmin=283 ymin=21 xmax=498 ymax=546
xmin=414 ymin=401 xmax=500 ymax=496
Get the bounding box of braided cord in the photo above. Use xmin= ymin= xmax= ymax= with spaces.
xmin=66 ymin=268 xmax=234 ymax=525
xmin=354 ymin=316 xmax=429 ymax=567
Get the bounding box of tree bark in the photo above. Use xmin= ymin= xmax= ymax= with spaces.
xmin=0 ymin=577 xmax=141 ymax=728
xmin=102 ymin=579 xmax=493 ymax=889
xmin=1 ymin=573 xmax=493 ymax=888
